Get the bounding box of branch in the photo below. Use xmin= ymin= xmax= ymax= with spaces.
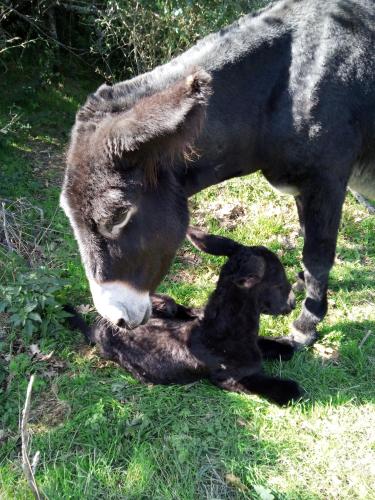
xmin=1 ymin=201 xmax=15 ymax=252
xmin=21 ymin=375 xmax=42 ymax=500
xmin=60 ymin=2 xmax=99 ymax=15
xmin=5 ymin=5 xmax=92 ymax=66
xmin=349 ymin=189 xmax=375 ymax=215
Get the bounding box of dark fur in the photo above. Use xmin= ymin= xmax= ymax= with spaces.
xmin=61 ymin=0 xmax=375 ymax=346
xmin=66 ymin=229 xmax=302 ymax=406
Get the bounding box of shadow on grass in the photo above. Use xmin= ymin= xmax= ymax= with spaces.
xmin=2 ymin=326 xmax=373 ymax=498
xmin=329 ymin=266 xmax=375 ymax=292
xmin=269 ymin=319 xmax=375 ymax=409
xmin=7 ymin=370 xmax=297 ymax=499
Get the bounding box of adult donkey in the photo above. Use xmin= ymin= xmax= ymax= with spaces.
xmin=61 ymin=0 xmax=375 ymax=347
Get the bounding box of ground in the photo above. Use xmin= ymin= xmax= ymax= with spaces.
xmin=0 ymin=63 xmax=374 ymax=500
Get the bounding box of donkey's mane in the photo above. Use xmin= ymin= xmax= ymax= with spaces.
xmin=76 ymin=0 xmax=284 ymax=125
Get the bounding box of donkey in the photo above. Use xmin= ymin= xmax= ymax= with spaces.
xmin=61 ymin=0 xmax=375 ymax=347
xmin=66 ymin=228 xmax=301 ymax=406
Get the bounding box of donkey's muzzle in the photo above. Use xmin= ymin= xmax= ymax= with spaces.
xmin=89 ymin=279 xmax=152 ymax=329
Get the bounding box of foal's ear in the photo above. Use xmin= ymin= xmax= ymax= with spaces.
xmin=104 ymin=69 xmax=212 ymax=161
xmin=187 ymin=227 xmax=241 ymax=257
xmin=234 ymin=256 xmax=265 ymax=289
xmin=235 ymin=275 xmax=262 ymax=289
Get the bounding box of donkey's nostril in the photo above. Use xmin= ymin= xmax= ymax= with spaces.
xmin=117 ymin=318 xmax=127 ymax=328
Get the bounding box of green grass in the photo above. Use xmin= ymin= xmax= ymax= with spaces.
xmin=1 ymin=62 xmax=375 ymax=500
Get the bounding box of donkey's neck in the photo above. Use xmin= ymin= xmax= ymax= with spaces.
xmin=107 ymin=1 xmax=286 ymax=118
xmin=91 ymin=1 xmax=290 ymax=196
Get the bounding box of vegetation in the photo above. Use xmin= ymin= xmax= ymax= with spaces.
xmin=1 ymin=0 xmax=267 ymax=79
xmin=1 ymin=1 xmax=375 ymax=498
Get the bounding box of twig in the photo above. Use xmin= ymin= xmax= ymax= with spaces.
xmin=61 ymin=2 xmax=99 ymax=15
xmin=359 ymin=330 xmax=373 ymax=349
xmin=21 ymin=374 xmax=42 ymax=500
xmin=0 ymin=112 xmax=20 ymax=134
xmin=5 ymin=5 xmax=93 ymax=67
xmin=1 ymin=202 xmax=14 ymax=252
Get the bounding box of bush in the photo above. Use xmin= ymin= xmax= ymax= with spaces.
xmin=0 ymin=266 xmax=70 ymax=341
xmin=0 ymin=1 xmax=270 ymax=80
xmin=94 ymin=0 xmax=269 ymax=79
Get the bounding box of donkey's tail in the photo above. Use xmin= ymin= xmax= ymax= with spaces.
xmin=63 ymin=305 xmax=95 ymax=345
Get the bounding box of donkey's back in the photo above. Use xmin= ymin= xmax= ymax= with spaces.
xmin=186 ymin=0 xmax=375 ymax=197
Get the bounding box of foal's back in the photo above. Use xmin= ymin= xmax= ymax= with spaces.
xmin=91 ymin=316 xmax=207 ymax=384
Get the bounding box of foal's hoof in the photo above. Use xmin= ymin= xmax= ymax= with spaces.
xmin=271 ymin=379 xmax=304 ymax=406
xmin=151 ymin=294 xmax=178 ymax=318
xmin=275 ymin=340 xmax=296 ymax=361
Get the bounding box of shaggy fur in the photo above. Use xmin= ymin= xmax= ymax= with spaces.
xmin=61 ymin=0 xmax=375 ymax=346
xmin=66 ymin=228 xmax=302 ymax=406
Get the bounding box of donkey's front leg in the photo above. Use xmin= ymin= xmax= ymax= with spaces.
xmin=288 ymin=179 xmax=347 ymax=347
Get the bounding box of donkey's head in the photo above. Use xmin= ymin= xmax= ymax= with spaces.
xmin=61 ymin=70 xmax=211 ymax=329
xmin=187 ymin=227 xmax=296 ymax=315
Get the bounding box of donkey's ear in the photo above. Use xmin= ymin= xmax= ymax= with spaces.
xmin=187 ymin=227 xmax=241 ymax=257
xmin=105 ymin=69 xmax=212 ymax=159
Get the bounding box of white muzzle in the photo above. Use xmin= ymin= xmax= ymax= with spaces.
xmin=89 ymin=280 xmax=152 ymax=329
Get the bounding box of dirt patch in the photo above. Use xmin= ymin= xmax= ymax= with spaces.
xmin=166 ymin=247 xmax=205 ymax=284
xmin=26 ymin=139 xmax=66 ymax=188
xmin=31 ymin=384 xmax=71 ymax=428
xmin=313 ymin=343 xmax=340 ymax=364
xmin=0 ymin=197 xmax=57 ymax=264
xmin=192 ymin=199 xmax=247 ymax=229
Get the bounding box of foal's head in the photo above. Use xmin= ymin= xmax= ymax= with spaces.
xmin=187 ymin=228 xmax=295 ymax=315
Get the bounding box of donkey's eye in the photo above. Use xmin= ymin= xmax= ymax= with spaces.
xmin=99 ymin=206 xmax=136 ymax=238
xmin=112 ymin=209 xmax=130 ymax=226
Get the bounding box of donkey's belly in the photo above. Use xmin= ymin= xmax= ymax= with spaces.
xmin=349 ymin=160 xmax=375 ymax=200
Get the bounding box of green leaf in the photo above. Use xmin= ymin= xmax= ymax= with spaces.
xmin=28 ymin=312 xmax=42 ymax=323
xmin=9 ymin=313 xmax=22 ymax=327
xmin=253 ymin=485 xmax=275 ymax=500
xmin=24 ymin=319 xmax=35 ymax=337
xmin=0 ymin=301 xmax=8 ymax=313
xmin=24 ymin=302 xmax=37 ymax=313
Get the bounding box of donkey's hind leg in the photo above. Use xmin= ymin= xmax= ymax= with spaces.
xmin=258 ymin=337 xmax=295 ymax=361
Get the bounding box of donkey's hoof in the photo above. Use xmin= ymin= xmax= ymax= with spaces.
xmin=292 ymin=271 xmax=305 ymax=292
xmin=282 ymin=323 xmax=319 ymax=350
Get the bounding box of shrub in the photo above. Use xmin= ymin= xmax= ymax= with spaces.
xmin=93 ymin=0 xmax=269 ymax=80
xmin=0 ymin=266 xmax=70 ymax=341
xmin=0 ymin=1 xmax=270 ymax=80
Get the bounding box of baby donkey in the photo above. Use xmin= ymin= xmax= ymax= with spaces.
xmin=67 ymin=228 xmax=302 ymax=405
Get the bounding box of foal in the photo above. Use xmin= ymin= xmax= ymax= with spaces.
xmin=67 ymin=228 xmax=302 ymax=405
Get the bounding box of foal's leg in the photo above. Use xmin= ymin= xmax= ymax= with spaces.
xmin=151 ymin=294 xmax=200 ymax=320
xmin=258 ymin=337 xmax=295 ymax=361
xmin=288 ymin=179 xmax=347 ymax=347
xmin=213 ymin=373 xmax=303 ymax=406
xmin=239 ymin=373 xmax=303 ymax=406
